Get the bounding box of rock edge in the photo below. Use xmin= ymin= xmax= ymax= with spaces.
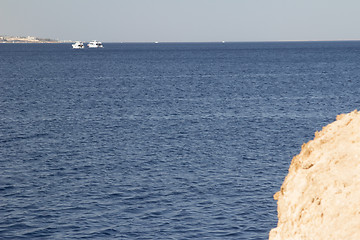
xmin=270 ymin=110 xmax=360 ymax=240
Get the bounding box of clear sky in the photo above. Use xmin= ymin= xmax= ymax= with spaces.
xmin=1 ymin=0 xmax=360 ymax=42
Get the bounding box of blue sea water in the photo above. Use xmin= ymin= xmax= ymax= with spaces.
xmin=1 ymin=41 xmax=360 ymax=239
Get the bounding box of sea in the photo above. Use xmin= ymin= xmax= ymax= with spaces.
xmin=1 ymin=41 xmax=360 ymax=239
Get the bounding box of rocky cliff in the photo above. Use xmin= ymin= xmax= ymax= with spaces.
xmin=270 ymin=110 xmax=360 ymax=240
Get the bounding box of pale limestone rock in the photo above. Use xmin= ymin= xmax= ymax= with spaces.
xmin=269 ymin=110 xmax=360 ymax=240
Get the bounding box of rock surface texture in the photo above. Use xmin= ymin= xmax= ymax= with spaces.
xmin=269 ymin=110 xmax=360 ymax=240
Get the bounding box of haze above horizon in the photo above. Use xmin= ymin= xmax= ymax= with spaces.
xmin=2 ymin=0 xmax=360 ymax=43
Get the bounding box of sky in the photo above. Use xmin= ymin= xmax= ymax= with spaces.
xmin=1 ymin=0 xmax=360 ymax=42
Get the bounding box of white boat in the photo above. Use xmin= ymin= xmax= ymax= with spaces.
xmin=72 ymin=41 xmax=84 ymax=49
xmin=87 ymin=40 xmax=103 ymax=48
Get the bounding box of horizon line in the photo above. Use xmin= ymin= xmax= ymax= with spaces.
xmin=99 ymin=39 xmax=360 ymax=43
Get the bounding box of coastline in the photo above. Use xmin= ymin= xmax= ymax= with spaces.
xmin=0 ymin=35 xmax=71 ymax=44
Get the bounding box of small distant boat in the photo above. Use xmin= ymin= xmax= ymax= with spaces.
xmin=87 ymin=40 xmax=103 ymax=48
xmin=72 ymin=41 xmax=84 ymax=49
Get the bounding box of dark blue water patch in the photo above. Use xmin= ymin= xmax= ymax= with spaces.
xmin=1 ymin=41 xmax=360 ymax=239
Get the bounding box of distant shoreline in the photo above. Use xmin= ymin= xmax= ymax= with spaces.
xmin=0 ymin=35 xmax=72 ymax=44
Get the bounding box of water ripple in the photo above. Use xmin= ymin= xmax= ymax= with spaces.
xmin=1 ymin=42 xmax=360 ymax=239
